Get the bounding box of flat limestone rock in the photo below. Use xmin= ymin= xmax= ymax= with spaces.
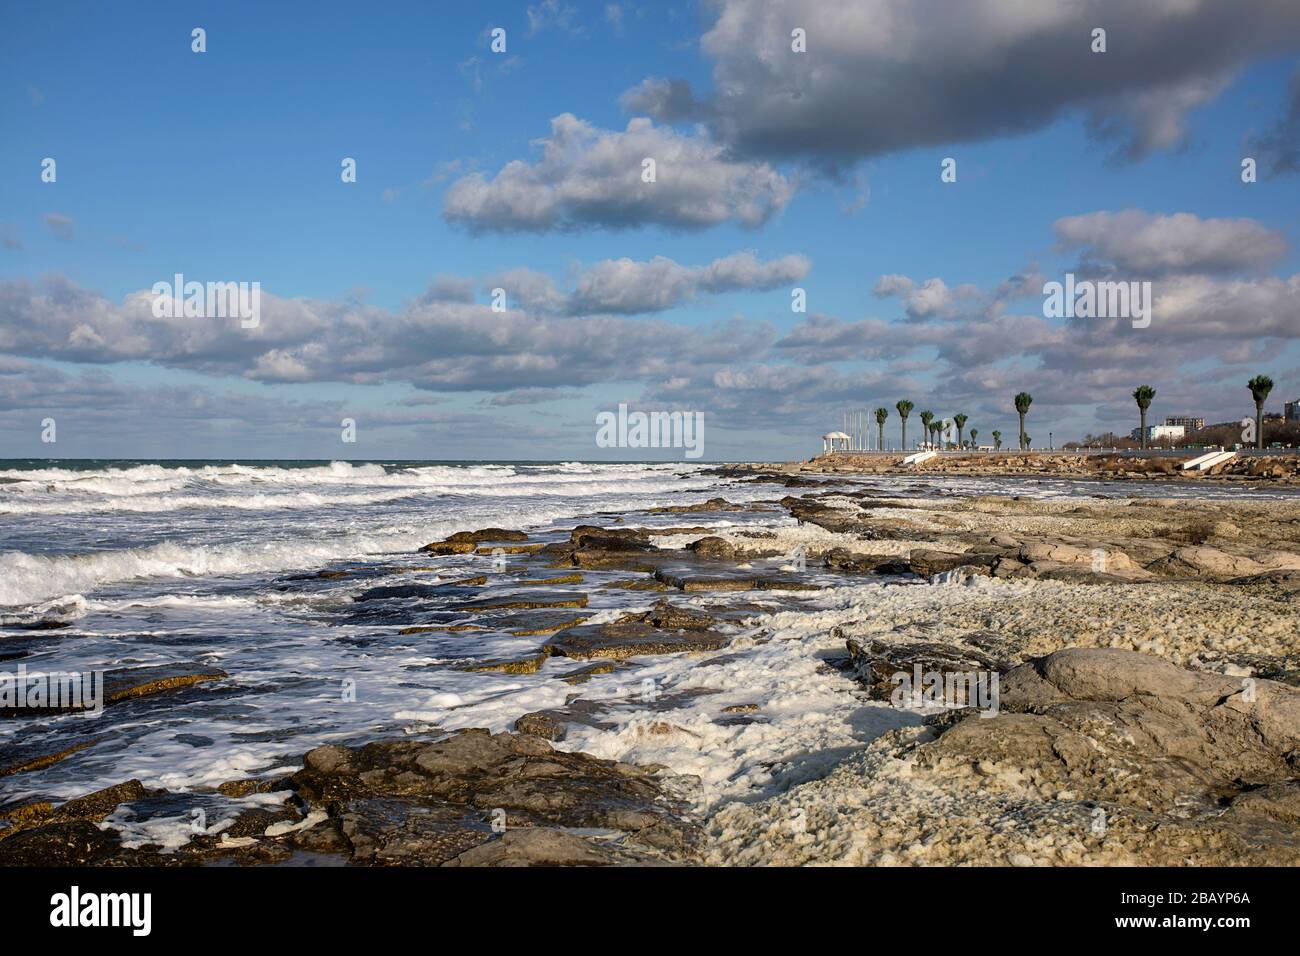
xmin=599 ymin=578 xmax=671 ymax=591
xmin=446 ymin=529 xmax=529 ymax=543
xmin=419 ymin=540 xmax=477 ymax=555
xmin=456 ymin=652 xmax=550 ymax=675
xmin=0 ymin=738 xmax=101 ymax=777
xmin=452 ymin=591 xmax=589 ymax=612
xmin=426 ymin=608 xmax=592 ymax=636
xmin=652 ymin=565 xmax=821 ymax=592
xmin=648 ymin=497 xmax=744 ymax=514
xmin=1 ymin=664 xmax=226 ymax=716
xmin=515 ymin=573 xmax=584 ymax=587
xmin=545 ymin=622 xmax=728 ymax=660
xmin=282 ymin=730 xmax=695 ymax=866
xmin=103 ymin=666 xmax=228 ymax=707
xmin=398 ymin=623 xmax=484 ymax=635
xmin=502 ymin=610 xmax=593 ymax=636
xmin=560 ymin=661 xmax=618 ymax=685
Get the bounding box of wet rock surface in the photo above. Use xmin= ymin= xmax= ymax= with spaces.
xmin=545 ymin=622 xmax=729 ymax=661
xmin=1 ymin=665 xmax=228 ymax=717
xmin=0 ymin=731 xmax=697 ymax=866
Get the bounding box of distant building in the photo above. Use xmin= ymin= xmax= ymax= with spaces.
xmin=1286 ymin=400 xmax=1299 ymax=422
xmin=1131 ymin=424 xmax=1185 ymax=441
xmin=1165 ymin=416 xmax=1204 ymax=431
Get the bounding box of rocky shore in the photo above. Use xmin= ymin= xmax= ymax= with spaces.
xmin=723 ymin=451 xmax=1300 ymax=483
xmin=3 ymin=468 xmax=1299 ymax=866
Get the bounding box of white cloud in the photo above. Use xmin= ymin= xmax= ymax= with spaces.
xmin=1053 ymin=210 xmax=1289 ymax=276
xmin=443 ymin=114 xmax=794 ymax=232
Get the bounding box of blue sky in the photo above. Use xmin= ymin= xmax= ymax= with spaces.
xmin=3 ymin=0 xmax=1300 ymax=460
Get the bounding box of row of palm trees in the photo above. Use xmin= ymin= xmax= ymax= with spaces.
xmin=872 ymin=374 xmax=1283 ymax=455
xmin=873 ymin=399 xmax=1024 ymax=451
xmin=1132 ymin=375 xmax=1278 ymax=450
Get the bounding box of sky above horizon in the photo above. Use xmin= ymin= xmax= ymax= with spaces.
xmin=3 ymin=0 xmax=1300 ymax=461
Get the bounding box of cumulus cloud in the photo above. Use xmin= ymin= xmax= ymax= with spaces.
xmin=1052 ymin=210 xmax=1288 ymax=276
xmin=626 ymin=0 xmax=1300 ymax=165
xmin=565 ymin=250 xmax=808 ymax=314
xmin=480 ymin=250 xmax=805 ymax=314
xmin=873 ymin=274 xmax=999 ymax=320
xmin=442 ymin=114 xmax=794 ymax=232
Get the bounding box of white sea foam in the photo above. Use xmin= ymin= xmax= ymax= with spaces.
xmin=0 ymin=461 xmax=721 ymax=607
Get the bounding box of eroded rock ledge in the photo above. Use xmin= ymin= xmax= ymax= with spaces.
xmin=0 ymin=730 xmax=698 ymax=867
xmin=707 ymin=648 xmax=1300 ymax=866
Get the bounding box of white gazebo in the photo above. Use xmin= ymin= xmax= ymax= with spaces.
xmin=822 ymin=431 xmax=851 ymax=454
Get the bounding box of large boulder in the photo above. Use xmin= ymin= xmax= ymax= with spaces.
xmin=926 ymin=648 xmax=1300 ymax=825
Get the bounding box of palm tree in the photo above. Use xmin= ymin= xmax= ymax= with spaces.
xmin=919 ymin=410 xmax=935 ymax=448
xmin=969 ymin=428 xmax=978 ymax=449
xmin=1248 ymin=375 xmax=1273 ymax=450
xmin=953 ymin=413 xmax=968 ymax=449
xmin=874 ymin=407 xmax=889 ymax=451
xmin=1132 ymin=385 xmax=1156 ymax=450
xmin=930 ymin=422 xmax=942 ymax=448
xmin=1014 ymin=392 xmax=1033 ymax=450
xmin=992 ymin=430 xmax=1002 ymax=450
xmin=896 ymin=400 xmax=913 ymax=450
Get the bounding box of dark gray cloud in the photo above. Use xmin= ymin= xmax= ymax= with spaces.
xmin=1249 ymin=63 xmax=1300 ymax=176
xmin=619 ymin=77 xmax=713 ymax=123
xmin=626 ymin=0 xmax=1300 ymax=165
